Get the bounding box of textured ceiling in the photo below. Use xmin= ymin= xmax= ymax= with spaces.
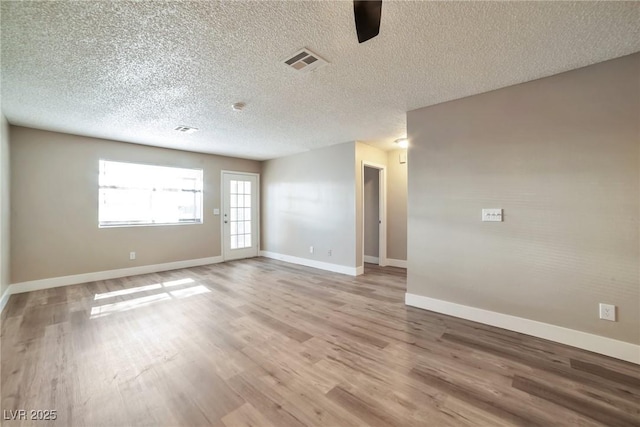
xmin=1 ymin=1 xmax=639 ymax=160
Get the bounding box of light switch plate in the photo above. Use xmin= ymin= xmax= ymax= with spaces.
xmin=482 ymin=208 xmax=503 ymax=222
xmin=213 ymin=208 xmax=220 ymax=215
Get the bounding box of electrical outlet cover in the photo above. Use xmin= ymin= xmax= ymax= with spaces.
xmin=482 ymin=208 xmax=503 ymax=222
xmin=599 ymin=303 xmax=616 ymax=321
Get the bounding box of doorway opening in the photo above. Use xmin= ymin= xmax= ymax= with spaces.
xmin=362 ymin=162 xmax=386 ymax=268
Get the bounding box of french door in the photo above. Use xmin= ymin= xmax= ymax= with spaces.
xmin=222 ymin=172 xmax=259 ymax=261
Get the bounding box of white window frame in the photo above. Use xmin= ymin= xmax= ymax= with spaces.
xmin=98 ymin=160 xmax=204 ymax=228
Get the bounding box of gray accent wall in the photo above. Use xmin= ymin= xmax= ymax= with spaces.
xmin=407 ymin=53 xmax=639 ymax=344
xmin=262 ymin=140 xmax=408 ymax=271
xmin=10 ymin=127 xmax=260 ymax=283
xmin=261 ymin=142 xmax=356 ymax=268
xmin=0 ymin=114 xmax=9 ymax=296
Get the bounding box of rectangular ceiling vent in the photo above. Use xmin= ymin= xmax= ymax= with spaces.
xmin=283 ymin=48 xmax=328 ymax=73
xmin=174 ymin=126 xmax=198 ymax=134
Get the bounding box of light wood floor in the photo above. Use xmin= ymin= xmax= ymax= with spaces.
xmin=1 ymin=258 xmax=639 ymax=426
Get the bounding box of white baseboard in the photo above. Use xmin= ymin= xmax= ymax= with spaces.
xmin=405 ymin=293 xmax=640 ymax=365
xmin=356 ymin=265 xmax=364 ymax=276
xmin=387 ymin=258 xmax=407 ymax=268
xmin=2 ymin=256 xmax=223 ymax=310
xmin=260 ymin=251 xmax=358 ymax=276
xmin=363 ymin=257 xmax=406 ymax=268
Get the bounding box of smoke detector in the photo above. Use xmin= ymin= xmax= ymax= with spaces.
xmin=282 ymin=48 xmax=328 ymax=73
xmin=174 ymin=126 xmax=198 ymax=134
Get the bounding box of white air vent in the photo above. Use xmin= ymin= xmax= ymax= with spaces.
xmin=174 ymin=126 xmax=198 ymax=134
xmin=282 ymin=48 xmax=328 ymax=73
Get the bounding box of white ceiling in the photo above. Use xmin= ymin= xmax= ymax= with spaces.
xmin=1 ymin=1 xmax=639 ymax=160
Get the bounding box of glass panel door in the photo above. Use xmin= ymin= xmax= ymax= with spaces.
xmin=229 ymin=179 xmax=253 ymax=249
xmin=223 ymin=173 xmax=258 ymax=260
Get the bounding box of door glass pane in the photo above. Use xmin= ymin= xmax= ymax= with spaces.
xmin=228 ymin=177 xmax=253 ymax=250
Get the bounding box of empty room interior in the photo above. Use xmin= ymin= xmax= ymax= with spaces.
xmin=1 ymin=1 xmax=639 ymax=426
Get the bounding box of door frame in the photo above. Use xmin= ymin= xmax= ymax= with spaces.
xmin=361 ymin=161 xmax=387 ymax=268
xmin=221 ymin=170 xmax=260 ymax=261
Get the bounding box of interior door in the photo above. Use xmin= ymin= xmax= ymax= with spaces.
xmin=222 ymin=172 xmax=259 ymax=261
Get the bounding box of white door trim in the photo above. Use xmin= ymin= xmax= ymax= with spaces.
xmin=362 ymin=161 xmax=387 ymax=269
xmin=221 ymin=171 xmax=260 ymax=261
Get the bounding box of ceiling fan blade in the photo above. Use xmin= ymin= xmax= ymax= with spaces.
xmin=354 ymin=0 xmax=382 ymax=43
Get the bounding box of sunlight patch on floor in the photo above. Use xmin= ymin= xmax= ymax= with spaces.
xmin=93 ymin=278 xmax=195 ymax=301
xmin=90 ymin=278 xmax=207 ymax=319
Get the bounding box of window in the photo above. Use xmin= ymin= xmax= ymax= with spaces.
xmin=99 ymin=160 xmax=203 ymax=227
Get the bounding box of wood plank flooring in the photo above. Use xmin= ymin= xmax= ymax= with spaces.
xmin=1 ymin=258 xmax=639 ymax=426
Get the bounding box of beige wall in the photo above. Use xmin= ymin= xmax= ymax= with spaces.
xmin=356 ymin=142 xmax=408 ymax=266
xmin=363 ymin=167 xmax=379 ymax=258
xmin=407 ymin=53 xmax=640 ymax=344
xmin=355 ymin=142 xmax=387 ymax=267
xmin=387 ymin=149 xmax=407 ymax=261
xmin=0 ymin=114 xmax=10 ymax=296
xmin=261 ymin=142 xmax=356 ymax=267
xmin=263 ymin=140 xmax=407 ymax=271
xmin=10 ymin=127 xmax=260 ymax=283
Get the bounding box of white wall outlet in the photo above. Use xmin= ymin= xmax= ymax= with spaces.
xmin=328 ymin=249 xmax=332 ymax=256
xmin=309 ymin=246 xmax=314 ymax=254
xmin=482 ymin=208 xmax=503 ymax=222
xmin=599 ymin=303 xmax=616 ymax=321
xmin=129 ymin=251 xmax=136 ymax=260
